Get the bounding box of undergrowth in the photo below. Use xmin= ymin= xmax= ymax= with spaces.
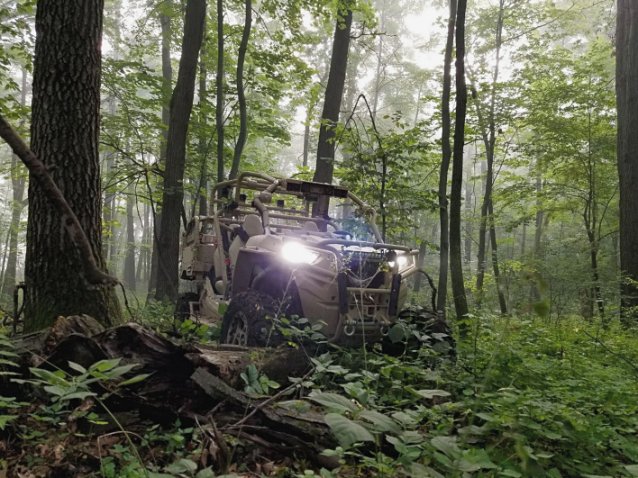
xmin=2 ymin=315 xmax=638 ymax=477
xmin=303 ymin=315 xmax=638 ymax=477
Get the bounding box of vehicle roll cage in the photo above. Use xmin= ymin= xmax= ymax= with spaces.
xmin=211 ymin=171 xmax=384 ymax=241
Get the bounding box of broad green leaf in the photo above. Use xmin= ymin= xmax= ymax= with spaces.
xmin=195 ymin=468 xmax=216 ymax=478
xmin=67 ymin=361 xmax=86 ymax=374
xmin=164 ymin=458 xmax=197 ymax=474
xmin=499 ymin=470 xmax=522 ymax=477
xmin=308 ymin=392 xmax=358 ymax=413
xmin=0 ymin=414 xmax=18 ymax=430
xmin=119 ymin=373 xmax=151 ymax=386
xmin=104 ymin=364 xmax=137 ymax=378
xmin=63 ymin=391 xmax=97 ymax=401
xmin=43 ymin=385 xmax=69 ymax=397
xmin=415 ymin=389 xmax=451 ymax=399
xmin=324 ymin=413 xmax=374 ymax=448
xmin=358 ymin=409 xmax=401 ymax=434
xmin=430 ymin=436 xmax=460 ymax=459
xmin=387 ymin=323 xmax=409 ymax=343
xmin=90 ymin=358 xmax=121 ymax=373
xmin=457 ymin=448 xmax=497 ymax=472
xmin=625 ymin=465 xmax=638 ymax=477
xmin=29 ymin=368 xmax=69 ymax=386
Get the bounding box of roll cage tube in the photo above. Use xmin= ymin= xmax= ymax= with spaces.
xmin=210 ymin=171 xmax=383 ymax=242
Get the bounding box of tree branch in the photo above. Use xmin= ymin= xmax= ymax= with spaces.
xmin=0 ymin=115 xmax=119 ymax=287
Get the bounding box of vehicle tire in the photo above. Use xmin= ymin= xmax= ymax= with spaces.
xmin=220 ymin=290 xmax=283 ymax=347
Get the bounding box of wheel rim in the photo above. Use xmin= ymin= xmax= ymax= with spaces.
xmin=227 ymin=312 xmax=249 ymax=345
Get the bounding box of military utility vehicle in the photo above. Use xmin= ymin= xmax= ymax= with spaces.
xmin=177 ymin=172 xmax=437 ymax=346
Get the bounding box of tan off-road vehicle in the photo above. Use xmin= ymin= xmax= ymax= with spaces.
xmin=177 ymin=172 xmax=437 ymax=347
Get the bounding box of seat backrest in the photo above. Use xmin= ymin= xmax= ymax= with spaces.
xmin=244 ymin=214 xmax=264 ymax=237
xmin=302 ymin=221 xmax=319 ymax=232
xmin=228 ymin=214 xmax=264 ymax=268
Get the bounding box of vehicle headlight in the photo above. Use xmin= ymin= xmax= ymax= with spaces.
xmin=281 ymin=241 xmax=319 ymax=264
xmin=388 ymin=255 xmax=409 ymax=269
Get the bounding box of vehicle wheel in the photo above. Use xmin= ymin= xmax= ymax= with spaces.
xmin=220 ymin=291 xmax=283 ymax=347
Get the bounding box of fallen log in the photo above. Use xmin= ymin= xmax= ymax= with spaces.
xmin=4 ymin=316 xmax=341 ymax=472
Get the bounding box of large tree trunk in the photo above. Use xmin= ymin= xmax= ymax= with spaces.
xmin=24 ymin=0 xmax=120 ymax=330
xmin=449 ymin=0 xmax=469 ymax=325
xmin=616 ymin=0 xmax=638 ymax=318
xmin=155 ymin=0 xmax=207 ymax=301
xmin=436 ymin=0 xmax=457 ymax=316
xmin=148 ymin=0 xmax=174 ymax=299
xmin=229 ymin=0 xmax=252 ymax=180
xmin=313 ymin=7 xmax=353 ymax=186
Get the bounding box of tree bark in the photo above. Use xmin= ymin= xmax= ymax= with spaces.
xmin=124 ymin=186 xmax=136 ymax=290
xmin=474 ymin=0 xmax=504 ymax=311
xmin=16 ymin=0 xmax=121 ymax=331
xmin=229 ymin=0 xmax=252 ymax=180
xmin=489 ymin=202 xmax=507 ymax=314
xmin=616 ymin=0 xmax=638 ymax=317
xmin=148 ymin=0 xmax=174 ymax=299
xmin=449 ymin=0 xmax=470 ymax=325
xmin=436 ymin=0 xmax=457 ymax=316
xmin=464 ymin=163 xmax=472 ymax=266
xmin=155 ymin=0 xmax=207 ymax=301
xmin=191 ymin=31 xmax=209 ymax=220
xmin=313 ymin=7 xmax=353 ymax=185
xmin=216 ymin=0 xmax=225 ymax=183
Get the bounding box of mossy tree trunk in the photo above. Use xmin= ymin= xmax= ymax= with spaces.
xmin=25 ymin=0 xmax=121 ymax=330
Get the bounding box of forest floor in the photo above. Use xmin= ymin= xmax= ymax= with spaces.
xmin=1 ymin=309 xmax=638 ymax=478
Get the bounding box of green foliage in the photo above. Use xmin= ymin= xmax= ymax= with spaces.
xmin=0 ymin=328 xmax=22 ymax=433
xmin=240 ymin=363 xmax=280 ymax=396
xmin=13 ymin=358 xmax=149 ymax=422
xmin=337 ymin=113 xmax=439 ymax=242
xmin=300 ymin=316 xmax=638 ymax=477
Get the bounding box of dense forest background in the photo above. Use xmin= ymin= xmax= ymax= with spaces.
xmin=2 ymin=0 xmax=638 ymax=477
xmin=0 ymin=0 xmax=621 ymax=322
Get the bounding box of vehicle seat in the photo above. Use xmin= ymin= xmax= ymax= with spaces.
xmin=302 ymin=221 xmax=319 ymax=232
xmin=228 ymin=214 xmax=264 ymax=269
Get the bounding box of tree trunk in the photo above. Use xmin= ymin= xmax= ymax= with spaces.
xmin=489 ymin=202 xmax=507 ymax=314
xmin=24 ymin=0 xmax=121 ymax=330
xmin=616 ymin=0 xmax=638 ymax=318
xmin=192 ymin=37 xmax=209 ymax=219
xmin=215 ymin=0 xmax=225 ymax=183
xmin=229 ymin=0 xmax=252 ymax=180
xmin=464 ymin=163 xmax=472 ymax=266
xmin=155 ymin=0 xmax=206 ymax=301
xmin=148 ymin=0 xmax=174 ymax=299
xmin=474 ymin=0 xmax=504 ymax=310
xmin=313 ymin=7 xmax=353 ymax=185
xmin=436 ymin=0 xmax=457 ymax=316
xmin=123 ymin=187 xmax=136 ymax=290
xmin=449 ymin=0 xmax=469 ymax=325
xmin=371 ymin=0 xmax=386 ymax=120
